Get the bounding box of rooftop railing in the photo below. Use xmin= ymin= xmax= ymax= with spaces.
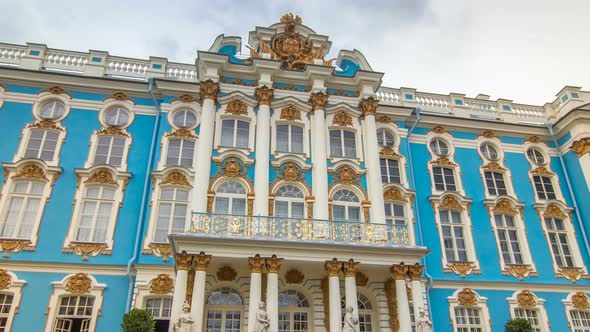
xmin=189 ymin=212 xmax=411 ymax=246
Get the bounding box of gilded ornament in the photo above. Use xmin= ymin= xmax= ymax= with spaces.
xmin=280 ymin=12 xmax=302 ymax=24
xmin=448 ymin=262 xmax=474 ymax=278
xmin=363 ymin=205 xmax=370 ymax=222
xmin=0 ymin=270 xmax=11 ymax=290
xmin=504 ymin=264 xmax=532 ymax=280
xmin=281 ymin=163 xmax=301 ymax=181
xmin=380 ymin=147 xmax=401 ymax=157
xmin=149 ymin=274 xmax=174 ymax=294
xmin=199 ymin=80 xmax=220 ymax=101
xmin=225 ymin=100 xmax=248 ymax=115
xmin=390 ymin=263 xmax=408 ymax=280
xmin=13 ymin=163 xmax=48 ymax=181
xmin=333 ymin=166 xmax=360 ymax=185
xmin=332 ymin=111 xmax=353 ymax=127
xmin=69 ymin=243 xmax=107 ymax=260
xmin=543 ymin=204 xmax=567 ymax=219
xmin=108 ymin=92 xmax=133 ymax=102
xmin=430 ymin=126 xmax=446 ymax=134
xmin=65 ymin=273 xmax=92 ymax=293
xmin=408 ymin=263 xmax=424 ymax=281
xmin=383 ymin=187 xmax=407 ymax=202
xmin=439 ymin=196 xmax=463 ymax=211
xmin=0 ymin=239 xmax=31 ymax=257
xmin=97 ymin=126 xmax=129 ymax=137
xmin=41 ymin=86 xmax=70 ymax=97
xmin=148 ymin=243 xmax=173 ymax=262
xmin=174 ymin=94 xmax=196 ymax=103
xmin=377 ymin=116 xmax=392 ymax=124
xmin=247 ymin=194 xmax=255 ymax=216
xmin=85 ymin=169 xmax=117 ymax=185
xmin=192 ymin=252 xmax=212 ymax=272
xmin=174 ymin=252 xmax=193 ymax=270
xmin=166 ymin=128 xmax=197 ymax=138
xmin=480 ymin=130 xmax=496 ymax=138
xmin=516 ymin=290 xmax=536 ymax=307
xmin=430 ymin=157 xmax=456 ymax=166
xmin=384 ymin=279 xmax=400 ymax=332
xmin=161 ymin=170 xmax=192 ymax=187
xmin=280 ymin=105 xmax=302 ymax=121
xmin=325 ymin=259 xmax=342 ymax=277
xmin=559 ymin=267 xmax=583 ymax=283
xmin=310 ymin=92 xmax=328 ymax=111
xmin=493 ymin=199 xmax=517 ymax=214
xmin=406 ymin=285 xmax=413 ymax=301
xmin=571 ymin=137 xmax=590 ymax=158
xmin=359 ymin=97 xmax=379 ymax=118
xmin=266 ymin=255 xmax=283 ymax=273
xmin=572 ymin=292 xmax=590 ymax=309
xmin=186 ymin=270 xmax=195 ymax=304
xmin=342 ymin=260 xmax=360 ymax=277
xmin=222 ymin=158 xmax=243 ymax=177
xmin=217 ymin=266 xmax=238 ymax=281
xmin=482 ymin=161 xmax=506 ymax=171
xmin=457 ymin=288 xmax=478 ymax=306
xmin=285 ymin=269 xmax=304 ymax=284
xmin=27 ymin=119 xmax=63 ymax=131
xmin=249 ymin=255 xmax=265 ymax=273
xmin=526 ymin=136 xmax=542 ymax=143
xmin=207 ymin=191 xmax=215 ymax=213
xmin=530 ymin=166 xmax=552 ymax=175
xmin=255 ymin=86 xmax=274 ymax=106
xmin=355 ymin=272 xmax=368 ymax=287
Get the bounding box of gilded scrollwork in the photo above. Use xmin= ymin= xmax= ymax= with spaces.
xmin=383 ymin=187 xmax=407 ymax=202
xmin=0 ymin=270 xmax=11 ymax=290
xmin=571 ymin=137 xmax=590 ymax=158
xmin=225 ymin=100 xmax=248 ymax=115
xmin=482 ymin=161 xmax=506 ymax=171
xmin=332 ymin=111 xmax=353 ymax=127
xmin=97 ymin=126 xmax=130 ymax=137
xmin=447 ymin=262 xmax=475 ymax=277
xmin=457 ymin=288 xmax=478 ymax=306
xmin=285 ymin=269 xmax=304 ymax=284
xmin=65 ymin=273 xmax=92 ymax=293
xmin=558 ymin=267 xmax=584 ymax=283
xmin=40 ymin=86 xmax=71 ymax=97
xmin=148 ymin=243 xmax=173 ymax=262
xmin=280 ymin=105 xmax=302 ymax=121
xmin=161 ymin=170 xmax=192 ymax=187
xmin=492 ymin=198 xmax=517 ymax=214
xmin=543 ymin=204 xmax=567 ymax=219
xmin=572 ymin=292 xmax=590 ymax=309
xmin=217 ymin=266 xmax=238 ymax=281
xmin=192 ymin=252 xmax=212 ymax=271
xmin=380 ymin=147 xmax=401 ymax=158
xmin=530 ymin=166 xmax=553 ymax=175
xmin=68 ymin=242 xmax=108 ymax=260
xmin=107 ymin=92 xmax=133 ymax=103
xmin=27 ymin=119 xmax=64 ymax=131
xmin=12 ymin=164 xmax=48 ymax=181
xmin=166 ymin=128 xmax=197 ymax=139
xmin=331 ymin=165 xmax=360 ymax=186
xmin=516 ymin=290 xmax=536 ymax=307
xmin=429 ymin=126 xmax=446 ymax=134
xmin=429 ymin=157 xmax=456 ymax=166
xmin=0 ymin=239 xmax=31 ymax=257
xmin=504 ymin=264 xmax=533 ymax=280
xmin=355 ymin=272 xmax=369 ymax=287
xmin=84 ymin=168 xmax=117 ymax=185
xmin=149 ymin=274 xmax=174 ymax=294
xmin=439 ymin=196 xmax=463 ymax=211
xmin=408 ymin=263 xmax=424 ymax=281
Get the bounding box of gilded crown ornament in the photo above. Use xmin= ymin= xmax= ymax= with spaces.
xmin=332 ymin=111 xmax=353 ymax=127
xmin=109 ymin=92 xmax=133 ymax=102
xmin=149 ymin=274 xmax=174 ymax=294
xmin=65 ymin=273 xmax=92 ymax=293
xmin=457 ymin=288 xmax=478 ymax=306
xmin=543 ymin=204 xmax=567 ymax=219
xmin=572 ymin=292 xmax=590 ymax=309
xmin=28 ymin=119 xmax=64 ymax=131
xmin=161 ymin=170 xmax=192 ymax=187
xmin=333 ymin=166 xmax=360 ymax=185
xmin=97 ymin=126 xmax=129 ymax=137
xmin=41 ymin=86 xmax=70 ymax=97
xmin=167 ymin=128 xmax=197 ymax=139
xmin=281 ymin=163 xmax=301 ymax=181
xmin=222 ymin=158 xmax=243 ymax=177
xmin=13 ymin=163 xmax=48 ymax=181
xmin=280 ymin=105 xmax=302 ymax=121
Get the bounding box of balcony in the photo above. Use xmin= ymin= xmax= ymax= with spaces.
xmin=189 ymin=212 xmax=411 ymax=247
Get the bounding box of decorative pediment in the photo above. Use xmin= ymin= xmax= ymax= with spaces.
xmin=439 ymin=196 xmax=463 ymax=211
xmin=332 ymin=111 xmax=353 ymax=127
xmin=225 ymin=100 xmax=248 ymax=115
xmin=166 ymin=128 xmax=197 ymax=139
xmin=280 ymin=105 xmax=302 ymax=121
xmin=516 ymin=290 xmax=536 ymax=307
xmin=331 ymin=165 xmax=360 ymax=186
xmin=27 ymin=119 xmax=64 ymax=131
xmin=85 ymin=169 xmax=117 ymax=185
xmin=543 ymin=204 xmax=567 ymax=219
xmin=12 ymin=163 xmax=48 ymax=181
xmin=65 ymin=273 xmax=92 ymax=293
xmin=97 ymin=126 xmax=130 ymax=137
xmin=383 ymin=187 xmax=407 ymax=202
xmin=149 ymin=274 xmax=174 ymax=294
xmin=457 ymin=288 xmax=478 ymax=306
xmin=380 ymin=147 xmax=401 ymax=158
xmin=161 ymin=170 xmax=192 ymax=187
xmin=492 ymin=198 xmax=517 ymax=214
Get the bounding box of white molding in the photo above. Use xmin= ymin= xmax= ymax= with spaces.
xmin=0 ymin=270 xmax=26 ymax=332
xmin=0 ymin=261 xmax=128 ymax=275
xmin=448 ymin=289 xmax=491 ymax=332
xmin=507 ymin=290 xmax=550 ymax=332
xmin=432 ymin=280 xmax=590 ymax=292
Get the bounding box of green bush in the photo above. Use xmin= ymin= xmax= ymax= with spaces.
xmin=505 ymin=318 xmax=534 ymax=332
xmin=121 ymin=308 xmax=155 ymax=332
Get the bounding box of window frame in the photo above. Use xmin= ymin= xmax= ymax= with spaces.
xmin=507 ymin=291 xmax=550 ymax=332
xmin=448 ymin=289 xmax=491 ymax=332
xmin=328 ymin=128 xmax=358 ymax=159
xmin=89 ymin=134 xmax=130 ymax=169
xmin=483 ymin=170 xmax=508 ymax=196
xmin=488 ymin=209 xmax=533 ymax=271
xmin=278 ymin=290 xmax=311 ymax=332
xmin=0 ymin=180 xmax=46 ymax=241
xmin=274 ymin=184 xmax=306 ymax=219
xmin=564 ymin=292 xmax=590 ymax=332
xmin=380 ymin=158 xmax=402 ymax=184
xmin=275 ymin=124 xmax=305 ymax=155
xmin=205 ymin=287 xmax=244 ymax=332
xmin=270 ymin=105 xmax=311 ymax=162
xmin=532 ymin=174 xmax=557 ymax=201
xmin=0 ymin=271 xmax=26 ymax=332
xmin=213 ymin=180 xmax=248 ymax=216
xmin=152 ymin=186 xmax=190 ymax=243
xmin=165 ymin=137 xmax=196 ymax=168
xmin=331 ymin=188 xmax=363 ymax=222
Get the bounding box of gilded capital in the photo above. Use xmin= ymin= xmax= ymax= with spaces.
xmin=255 ymin=86 xmax=274 ymax=106
xmin=571 ymin=137 xmax=590 ymax=158
xmin=325 ymin=259 xmax=342 ymax=277
xmin=390 ymin=263 xmax=408 ymax=280
xmin=199 ymin=80 xmax=220 ymax=101
xmin=408 ymin=263 xmax=424 ymax=281
xmin=310 ymin=92 xmax=328 ymax=111
xmin=192 ymin=252 xmax=212 ymax=272
xmin=174 ymin=252 xmax=193 ymax=270
xmin=266 ymin=255 xmax=283 ymax=274
xmin=249 ymin=254 xmax=265 ymax=273
xmin=359 ymin=97 xmax=379 ymax=118
xmin=342 ymin=260 xmax=360 ymax=277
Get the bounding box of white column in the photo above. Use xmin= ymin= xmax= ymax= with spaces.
xmin=193 ymin=81 xmax=219 ymax=213
xmin=360 ymin=97 xmax=386 ymax=223
xmin=325 ymin=259 xmax=342 ymax=332
xmin=343 ymin=260 xmax=360 ymax=332
xmin=310 ymin=92 xmax=329 ymax=220
xmin=266 ymin=256 xmax=282 ymax=332
xmin=409 ymin=264 xmax=425 ymax=321
xmin=392 ymin=264 xmax=411 ymax=331
xmin=247 ymin=255 xmax=264 ymax=332
xmin=169 ymin=254 xmax=192 ymax=332
xmin=253 ymin=87 xmax=273 ymax=216
xmin=190 ymin=253 xmax=211 ymax=332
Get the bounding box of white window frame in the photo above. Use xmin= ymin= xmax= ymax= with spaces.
xmin=331 ymin=188 xmax=363 ymax=222
xmin=383 ymin=188 xmax=416 ymax=245
xmin=132 ymin=273 xmax=175 ymax=312
xmin=275 ymin=124 xmax=305 ymax=155
xmin=328 ymin=128 xmax=358 ymax=159
xmin=563 ymin=292 xmax=590 ymax=332
xmin=380 ymin=158 xmax=402 ymax=184
xmin=325 ymin=107 xmax=363 ymax=165
xmin=144 ymin=295 xmax=173 ymax=323
xmin=274 ymin=184 xmax=306 ymax=218
xmin=483 ymin=170 xmax=508 ymax=196
xmin=214 ymin=100 xmax=256 ymax=154
xmin=165 ymin=101 xmax=200 ymax=130
xmin=0 ymin=270 xmax=26 ymax=332
xmin=448 ymin=289 xmax=491 ymax=332
xmin=376 ymin=128 xmax=396 ymax=148
xmin=152 ymin=186 xmax=190 ymax=243
xmin=507 ymin=291 xmax=550 ymax=332
xmin=531 ymin=174 xmax=558 ymax=201
xmin=32 ymin=93 xmax=71 ymax=123
xmin=270 ymin=103 xmax=311 ymax=162
xmin=0 ymin=180 xmax=45 ymax=241
xmin=427 ymin=134 xmax=465 ymax=195
xmin=213 ymin=180 xmax=248 ymax=215
xmin=45 ymin=274 xmax=105 ymax=332
xmin=432 ymin=166 xmax=457 ymax=192
xmin=85 ymin=133 xmax=131 ymax=171
xmin=205 ymin=287 xmax=245 ymax=332
xmin=487 ymin=208 xmax=534 ymax=272
xmin=164 ymin=137 xmax=196 ymax=168
xmin=278 ymin=290 xmax=312 ymax=332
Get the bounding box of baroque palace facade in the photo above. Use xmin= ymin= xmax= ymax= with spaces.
xmin=0 ymin=13 xmax=589 ymax=332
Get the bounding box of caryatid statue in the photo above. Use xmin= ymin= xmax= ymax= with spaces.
xmin=253 ymin=301 xmax=270 ymax=332
xmin=342 ymin=305 xmax=359 ymax=332
xmin=173 ymin=301 xmax=194 ymax=332
xmin=416 ymin=308 xmax=433 ymax=332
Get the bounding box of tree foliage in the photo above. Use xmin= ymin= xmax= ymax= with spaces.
xmin=121 ymin=308 xmax=156 ymax=332
xmin=505 ymin=318 xmax=534 ymax=332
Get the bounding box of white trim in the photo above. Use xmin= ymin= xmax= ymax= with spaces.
xmin=157 ymin=133 xmax=197 ymax=170
xmin=98 ymin=100 xmax=135 ymax=129
xmin=14 ymin=121 xmax=67 ymax=168
xmin=84 ymin=130 xmax=132 ymax=171
xmin=32 ymin=92 xmax=71 ymax=122
xmin=214 ymin=103 xmax=256 ymax=154
xmin=165 ymin=100 xmax=201 ymax=130
xmin=563 ymin=292 xmax=590 ymax=332
xmin=507 ymin=290 xmax=550 ymax=332
xmin=0 ymin=270 xmax=26 ymax=332
xmin=448 ymin=289 xmax=491 ymax=332
xmin=271 ymin=104 xmax=310 ymax=160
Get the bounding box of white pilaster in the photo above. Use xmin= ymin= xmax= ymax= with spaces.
xmin=343 ymin=260 xmax=360 ymax=332
xmin=325 ymin=260 xmax=342 ymax=332
xmin=253 ymin=87 xmax=273 ymax=216
xmin=392 ymin=264 xmax=411 ymax=332
xmin=266 ymin=256 xmax=282 ymax=332
xmin=169 ymin=254 xmax=191 ymax=332
xmin=311 ymin=92 xmax=329 ymax=220
xmin=190 ymin=253 xmax=211 ymax=332
xmin=247 ymin=256 xmax=264 ymax=332
xmin=409 ymin=263 xmax=426 ymax=323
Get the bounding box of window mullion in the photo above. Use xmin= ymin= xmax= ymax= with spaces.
xmin=106 ymin=137 xmax=114 ymax=164
xmin=233 ymin=120 xmax=238 ymax=147
xmin=39 ymin=130 xmax=48 ymax=159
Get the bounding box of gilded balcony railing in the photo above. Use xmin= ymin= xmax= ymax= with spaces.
xmin=189 ymin=212 xmax=410 ymax=246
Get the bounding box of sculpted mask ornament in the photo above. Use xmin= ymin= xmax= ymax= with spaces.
xmin=457 ymin=288 xmax=478 ymax=306
xmin=225 ymin=100 xmax=248 ymax=115
xmin=377 ymin=116 xmax=392 ymax=123
xmin=150 ymin=274 xmax=174 ymax=294
xmin=334 ymin=166 xmax=360 ymax=185
xmin=65 ymin=273 xmax=92 ymax=293
xmin=359 ymin=97 xmax=379 ymax=118
xmin=383 ymin=187 xmax=407 ymax=202
xmin=516 ymin=290 xmax=536 ymax=307
xmin=13 ymin=164 xmax=48 ymax=181
xmin=572 ymin=292 xmax=590 ymax=309
xmin=222 ymin=158 xmax=243 ymax=177
xmin=439 ymin=196 xmax=463 ymax=211
xmin=480 ymin=130 xmax=496 ymax=138
xmin=85 ymin=169 xmax=117 ymax=185
xmin=332 ymin=111 xmax=353 ymax=127
xmin=281 ymin=163 xmax=301 ymax=181
xmin=571 ymin=137 xmax=590 ymax=158
xmin=280 ymin=105 xmax=301 ymax=121
xmin=0 ymin=270 xmax=11 ymax=290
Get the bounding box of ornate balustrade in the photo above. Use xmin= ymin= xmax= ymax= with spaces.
xmin=189 ymin=212 xmax=411 ymax=246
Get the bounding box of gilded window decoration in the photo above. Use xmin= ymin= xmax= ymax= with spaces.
xmin=171 ymin=94 xmax=196 ymax=103
xmin=146 ymin=243 xmax=173 ymax=261
xmin=27 ymin=119 xmax=64 ymax=131
xmin=39 ymin=86 xmax=71 ymax=98
xmin=105 ymin=92 xmax=134 ymax=103
xmin=492 ymin=198 xmax=517 ymax=214
xmin=0 ymin=270 xmax=11 ymax=290
xmin=331 ymin=165 xmax=361 ymax=186
xmin=516 ymin=290 xmax=536 ymax=307
xmin=543 ymin=204 xmax=567 ymax=219
xmin=149 ymin=274 xmax=174 ymax=294
xmin=84 ymin=168 xmax=118 ymax=186
xmin=12 ymin=163 xmax=49 ymax=181
xmin=457 ymin=288 xmax=478 ymax=306
xmin=280 ymin=105 xmax=302 ymax=121
xmin=96 ymin=126 xmax=130 ymax=137
xmin=504 ymin=265 xmax=534 ymax=281
xmin=65 ymin=273 xmax=92 ymax=294
xmin=380 ymin=147 xmax=402 ymax=158
xmin=377 ymin=116 xmax=393 ymax=123
xmin=383 ymin=187 xmax=407 ymax=202
xmin=332 ymin=111 xmax=353 ymax=127
xmin=166 ymin=128 xmax=197 ymax=139
xmin=0 ymin=239 xmax=31 ymax=257
xmin=161 ymin=170 xmax=192 ymax=187
xmin=439 ymin=196 xmax=463 ymax=211
xmin=446 ymin=262 xmax=477 ymax=278
xmin=68 ymin=243 xmax=108 ymax=261
xmin=429 ymin=126 xmax=447 ymax=134
xmin=479 ymin=130 xmax=496 ymax=139
xmin=225 ymin=99 xmax=248 ymax=116
xmin=572 ymin=292 xmax=590 ymax=309
xmin=217 ymin=266 xmax=238 ymax=281
xmin=285 ymin=269 xmax=304 ymax=284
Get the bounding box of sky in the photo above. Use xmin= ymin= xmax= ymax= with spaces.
xmin=1 ymin=0 xmax=589 ymax=105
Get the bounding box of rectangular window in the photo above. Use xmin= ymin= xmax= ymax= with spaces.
xmin=440 ymin=210 xmax=468 ymax=262
xmin=514 ymin=308 xmax=542 ymax=332
xmin=93 ymin=136 xmax=126 ymax=166
xmin=75 ymin=186 xmax=115 ymax=243
xmin=24 ymin=129 xmax=59 ymax=161
xmin=221 ymin=119 xmax=249 ymax=148
xmin=545 ymin=217 xmax=574 ymax=268
xmin=145 ymin=297 xmax=172 ymax=320
xmin=433 ymin=167 xmax=456 ymax=191
xmin=532 ymin=175 xmax=556 ymax=200
xmin=494 ymin=214 xmax=524 ymax=265
xmin=276 ymin=125 xmax=304 ymax=153
xmin=571 ymin=310 xmax=590 ymax=331
xmin=166 ymin=139 xmax=194 ymax=167
xmin=385 ymin=202 xmax=406 ymax=226
xmin=154 ymin=188 xmax=189 ymax=243
xmin=329 ymin=129 xmax=356 ymax=158
xmin=484 ymin=171 xmax=507 ymax=196
xmin=454 ymin=307 xmax=484 ymax=332
xmin=1 ymin=181 xmax=44 ymax=240
xmin=0 ymin=293 xmax=14 ymax=332
xmin=380 ymin=158 xmax=401 ymax=184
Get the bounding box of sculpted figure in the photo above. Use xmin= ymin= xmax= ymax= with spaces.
xmin=253 ymin=301 xmax=270 ymax=332
xmin=173 ymin=302 xmax=193 ymax=332
xmin=416 ymin=308 xmax=433 ymax=332
xmin=342 ymin=305 xmax=359 ymax=332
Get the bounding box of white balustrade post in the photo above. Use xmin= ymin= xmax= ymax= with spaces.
xmin=391 ymin=264 xmax=412 ymax=331
xmin=325 ymin=259 xmax=342 ymax=332
xmin=169 ymin=253 xmax=192 ymax=332
xmin=310 ymin=92 xmax=329 ymax=221
xmin=343 ymin=260 xmax=360 ymax=332
xmin=266 ymin=255 xmax=282 ymax=332
xmin=409 ymin=264 xmax=425 ymax=321
xmin=359 ymin=97 xmax=386 ymax=223
xmin=190 ymin=253 xmax=211 ymax=332
xmin=84 ymin=50 xmax=108 ymax=77
xmin=193 ymin=80 xmax=219 ymax=213
xmin=20 ymin=43 xmax=47 ymax=70
xmin=247 ymin=255 xmax=264 ymax=332
xmin=253 ymin=87 xmax=274 ymax=216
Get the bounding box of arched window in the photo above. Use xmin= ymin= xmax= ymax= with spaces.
xmin=377 ymin=129 xmax=395 ymax=147
xmin=275 ymin=185 xmax=305 ymax=218
xmin=1 ymin=180 xmax=44 ymax=240
xmin=53 ymin=295 xmax=95 ymax=332
xmin=24 ymin=129 xmax=60 ymax=161
xmin=154 ymin=187 xmax=189 ymax=243
xmin=206 ymin=288 xmax=243 ymax=332
xmin=214 ymin=181 xmax=247 ymax=215
xmin=145 ymin=296 xmax=172 ymax=332
xmin=75 ymin=185 xmax=116 ymax=243
xmin=332 ymin=189 xmax=361 ymax=222
xmin=278 ymin=290 xmax=310 ymax=332
xmin=341 ymin=293 xmax=373 ymax=332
